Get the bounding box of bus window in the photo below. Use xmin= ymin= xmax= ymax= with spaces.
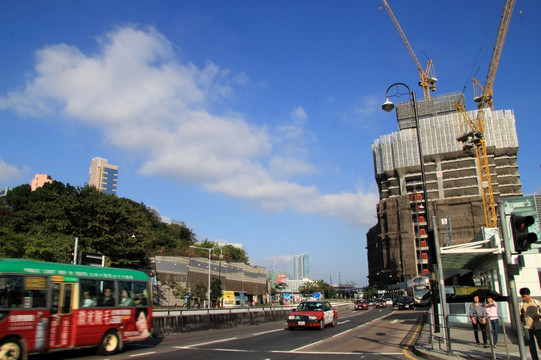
xmin=62 ymin=284 xmax=73 ymax=313
xmin=132 ymin=282 xmax=149 ymax=306
xmin=118 ymin=281 xmax=134 ymax=306
xmin=80 ymin=279 xmax=99 ymax=307
xmin=52 ymin=283 xmax=60 ymax=313
xmin=0 ymin=275 xmax=47 ymax=309
xmin=24 ymin=276 xmax=47 ymax=308
xmin=97 ymin=280 xmax=115 ymax=307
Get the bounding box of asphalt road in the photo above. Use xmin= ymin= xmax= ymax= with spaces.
xmin=31 ymin=307 xmax=426 ymax=360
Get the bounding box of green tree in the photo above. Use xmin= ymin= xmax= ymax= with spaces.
xmin=194 ymin=280 xmax=207 ymax=305
xmin=210 ymin=277 xmax=222 ymax=306
xmin=0 ymin=180 xmax=249 ymax=270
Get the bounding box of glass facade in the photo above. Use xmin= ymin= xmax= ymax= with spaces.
xmin=101 ymin=167 xmax=118 ymax=195
xmin=89 ymin=157 xmax=118 ymax=195
xmin=293 ymin=253 xmax=310 ymax=280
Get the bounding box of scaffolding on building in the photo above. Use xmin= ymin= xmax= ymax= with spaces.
xmin=372 ymin=94 xmax=518 ymax=176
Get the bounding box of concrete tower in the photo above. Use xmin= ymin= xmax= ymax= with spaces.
xmin=367 ymin=93 xmax=522 ymax=288
xmin=88 ymin=157 xmax=118 ymax=195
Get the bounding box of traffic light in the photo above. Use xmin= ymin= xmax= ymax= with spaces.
xmin=510 ymin=215 xmax=538 ymax=253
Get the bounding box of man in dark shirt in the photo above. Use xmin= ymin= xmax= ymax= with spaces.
xmin=99 ymin=288 xmax=115 ymax=306
xmin=468 ymin=295 xmax=488 ymax=347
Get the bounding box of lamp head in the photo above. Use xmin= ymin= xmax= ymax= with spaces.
xmin=382 ymin=98 xmax=395 ymax=112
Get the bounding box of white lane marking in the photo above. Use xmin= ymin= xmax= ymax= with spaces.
xmin=175 ymin=347 xmax=404 ymax=356
xmin=129 ymin=352 xmax=156 ymax=357
xmin=174 ymin=337 xmax=238 ymax=348
xmin=337 ymin=320 xmax=350 ymax=325
xmin=272 ymin=350 xmax=403 ymax=355
xmin=293 ymin=339 xmax=324 ymax=351
xmin=214 ymin=348 xmax=252 ymax=352
xmin=252 ymin=328 xmax=284 ymax=336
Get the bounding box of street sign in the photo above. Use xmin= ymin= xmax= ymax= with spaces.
xmin=78 ymin=252 xmax=104 ymax=267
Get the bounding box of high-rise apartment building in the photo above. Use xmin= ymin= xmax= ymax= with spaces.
xmin=30 ymin=174 xmax=53 ymax=191
xmin=293 ymin=252 xmax=310 ymax=280
xmin=88 ymin=157 xmax=118 ymax=195
xmin=367 ymin=93 xmax=522 ymax=288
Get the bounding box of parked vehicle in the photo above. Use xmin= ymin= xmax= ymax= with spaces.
xmin=287 ymin=301 xmax=337 ymax=330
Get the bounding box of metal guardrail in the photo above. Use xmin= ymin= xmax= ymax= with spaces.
xmin=152 ymin=302 xmax=353 ymax=318
xmin=415 ymin=310 xmax=517 ymax=360
xmin=152 ymin=305 xmax=297 ymax=318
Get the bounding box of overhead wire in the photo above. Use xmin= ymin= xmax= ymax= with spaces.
xmin=460 ymin=2 xmax=503 ymax=96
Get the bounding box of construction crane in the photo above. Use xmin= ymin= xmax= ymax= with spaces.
xmin=380 ymin=0 xmax=437 ymax=100
xmin=456 ymin=0 xmax=515 ymax=228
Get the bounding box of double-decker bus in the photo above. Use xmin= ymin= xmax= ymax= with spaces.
xmin=222 ymin=290 xmax=246 ymax=307
xmin=386 ymin=276 xmax=431 ymax=306
xmin=412 ymin=276 xmax=431 ymax=306
xmin=0 ymin=258 xmax=152 ymax=359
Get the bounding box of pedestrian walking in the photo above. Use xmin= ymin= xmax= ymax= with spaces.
xmin=485 ymin=295 xmax=499 ymax=347
xmin=469 ymin=295 xmax=488 ymax=347
xmin=519 ymin=287 xmax=541 ymax=360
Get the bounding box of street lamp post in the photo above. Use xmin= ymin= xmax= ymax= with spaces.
xmin=190 ymin=245 xmax=212 ymax=309
xmin=382 ymin=83 xmax=441 ymax=331
xmin=382 ymin=83 xmax=429 ymax=224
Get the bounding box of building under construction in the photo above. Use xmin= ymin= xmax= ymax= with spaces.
xmin=367 ymin=92 xmax=522 ymax=288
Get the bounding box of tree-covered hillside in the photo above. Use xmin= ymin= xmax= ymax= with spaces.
xmin=0 ymin=181 xmax=248 ymax=269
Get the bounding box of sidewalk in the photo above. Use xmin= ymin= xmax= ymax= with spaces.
xmin=413 ymin=321 xmax=524 ymax=360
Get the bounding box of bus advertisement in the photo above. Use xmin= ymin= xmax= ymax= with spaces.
xmin=222 ymin=290 xmax=246 ymax=307
xmin=0 ymin=258 xmax=152 ymax=359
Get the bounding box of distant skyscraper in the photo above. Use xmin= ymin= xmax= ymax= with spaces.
xmin=302 ymin=253 xmax=310 ymax=279
xmin=30 ymin=174 xmax=53 ymax=191
xmin=293 ymin=252 xmax=310 ymax=280
xmin=88 ymin=157 xmax=118 ymax=195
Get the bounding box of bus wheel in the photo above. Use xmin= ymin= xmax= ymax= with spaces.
xmin=98 ymin=330 xmax=122 ymax=356
xmin=0 ymin=337 xmax=23 ymax=360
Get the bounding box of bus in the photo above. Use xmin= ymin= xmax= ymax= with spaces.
xmin=412 ymin=276 xmax=431 ymax=306
xmin=0 ymin=258 xmax=152 ymax=359
xmin=222 ymin=291 xmax=246 ymax=307
xmin=386 ymin=276 xmax=431 ymax=306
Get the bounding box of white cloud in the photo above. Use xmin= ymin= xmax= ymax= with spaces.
xmin=0 ymin=158 xmax=28 ymax=183
xmin=256 ymin=255 xmax=295 ymax=271
xmin=0 ymin=25 xmax=377 ymax=227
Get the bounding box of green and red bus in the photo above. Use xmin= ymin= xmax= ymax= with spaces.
xmin=0 ymin=258 xmax=152 ymax=359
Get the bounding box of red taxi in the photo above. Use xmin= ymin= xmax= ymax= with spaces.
xmin=287 ymin=301 xmax=337 ymax=330
xmin=375 ymin=299 xmax=387 ymax=308
xmin=354 ymin=300 xmax=368 ymax=310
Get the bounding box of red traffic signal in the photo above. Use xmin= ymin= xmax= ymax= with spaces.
xmin=510 ymin=215 xmax=538 ymax=253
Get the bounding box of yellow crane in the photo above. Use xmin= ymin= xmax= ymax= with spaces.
xmin=456 ymin=0 xmax=515 ymax=228
xmin=380 ymin=0 xmax=437 ymax=100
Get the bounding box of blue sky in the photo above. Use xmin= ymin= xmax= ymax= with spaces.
xmin=1 ymin=1 xmax=540 ymax=287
